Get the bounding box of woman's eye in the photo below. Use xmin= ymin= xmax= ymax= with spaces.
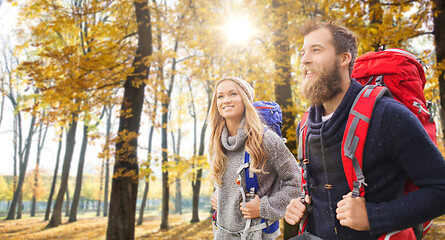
xmin=217 ymin=95 xmax=223 ymax=99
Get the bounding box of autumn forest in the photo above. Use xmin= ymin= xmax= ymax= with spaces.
xmin=1 ymin=0 xmax=445 ymax=239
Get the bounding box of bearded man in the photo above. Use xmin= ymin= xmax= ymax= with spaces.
xmin=285 ymin=21 xmax=445 ymax=240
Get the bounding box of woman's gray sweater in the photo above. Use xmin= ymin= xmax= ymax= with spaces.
xmin=214 ymin=123 xmax=301 ymax=239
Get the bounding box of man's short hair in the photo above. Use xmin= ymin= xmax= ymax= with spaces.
xmin=301 ymin=21 xmax=358 ymax=76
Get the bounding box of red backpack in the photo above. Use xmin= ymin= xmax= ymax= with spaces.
xmin=297 ymin=49 xmax=435 ymax=239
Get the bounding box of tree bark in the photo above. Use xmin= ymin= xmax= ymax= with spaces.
xmin=69 ymin=123 xmax=89 ymax=222
xmin=6 ymin=114 xmax=37 ymax=220
xmin=97 ymin=155 xmax=104 ymax=217
xmin=191 ymin=120 xmax=207 ymax=223
xmin=31 ymin=122 xmax=48 ymax=217
xmin=160 ymin=100 xmax=170 ymax=229
xmin=272 ymin=0 xmax=298 ymax=238
xmin=191 ymin=81 xmax=212 ymax=223
xmin=47 ymin=114 xmax=78 ymax=228
xmin=106 ymin=1 xmax=152 ymax=239
xmin=104 ymin=105 xmax=113 ymax=217
xmin=171 ymin=129 xmax=182 ymax=215
xmin=160 ymin=31 xmax=178 ymax=232
xmin=65 ymin=186 xmax=70 ymax=217
xmin=434 ymin=0 xmax=445 ymax=145
xmin=138 ymin=123 xmax=155 ymax=225
xmin=45 ymin=130 xmax=63 ymax=221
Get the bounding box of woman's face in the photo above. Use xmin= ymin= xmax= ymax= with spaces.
xmin=216 ymin=80 xmax=245 ymax=123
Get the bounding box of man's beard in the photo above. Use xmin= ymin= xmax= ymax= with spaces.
xmin=301 ymin=60 xmax=343 ymax=105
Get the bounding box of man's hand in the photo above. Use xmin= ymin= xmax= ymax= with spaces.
xmin=240 ymin=194 xmax=260 ymax=219
xmin=285 ymin=195 xmax=310 ymax=225
xmin=336 ymin=192 xmax=370 ymax=231
xmin=211 ymin=192 xmax=217 ymax=211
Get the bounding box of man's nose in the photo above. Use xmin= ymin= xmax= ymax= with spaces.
xmin=301 ymin=52 xmax=311 ymax=65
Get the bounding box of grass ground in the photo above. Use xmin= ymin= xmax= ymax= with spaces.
xmin=1 ymin=212 xmax=444 ymax=239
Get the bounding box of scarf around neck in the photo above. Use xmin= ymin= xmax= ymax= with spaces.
xmin=220 ymin=118 xmax=248 ymax=152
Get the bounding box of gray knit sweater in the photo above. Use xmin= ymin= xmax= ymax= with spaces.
xmin=214 ymin=121 xmax=301 ymax=239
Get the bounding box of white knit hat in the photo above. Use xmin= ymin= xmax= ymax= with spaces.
xmin=216 ymin=77 xmax=255 ymax=103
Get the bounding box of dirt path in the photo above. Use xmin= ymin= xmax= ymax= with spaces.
xmin=1 ymin=214 xmax=444 ymax=239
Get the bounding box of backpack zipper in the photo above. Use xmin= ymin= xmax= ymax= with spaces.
xmin=413 ymin=101 xmax=431 ymax=116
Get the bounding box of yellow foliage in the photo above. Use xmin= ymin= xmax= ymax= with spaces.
xmin=23 ymin=169 xmax=48 ymax=201
xmin=14 ymin=0 xmax=135 ymax=126
xmin=0 ymin=176 xmax=13 ymax=201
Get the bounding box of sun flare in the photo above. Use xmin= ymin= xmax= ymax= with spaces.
xmin=222 ymin=16 xmax=256 ymax=45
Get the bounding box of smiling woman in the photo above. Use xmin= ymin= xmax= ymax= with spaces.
xmin=222 ymin=16 xmax=256 ymax=45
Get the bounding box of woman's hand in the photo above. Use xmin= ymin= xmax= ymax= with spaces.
xmin=211 ymin=192 xmax=218 ymax=211
xmin=240 ymin=194 xmax=260 ymax=219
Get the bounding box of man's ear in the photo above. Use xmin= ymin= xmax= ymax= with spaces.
xmin=340 ymin=52 xmax=352 ymax=67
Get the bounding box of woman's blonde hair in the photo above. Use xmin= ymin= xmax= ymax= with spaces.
xmin=208 ymin=77 xmax=267 ymax=186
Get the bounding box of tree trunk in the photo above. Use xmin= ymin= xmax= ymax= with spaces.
xmin=171 ymin=129 xmax=182 ymax=215
xmin=6 ymin=114 xmax=37 ymax=220
xmin=16 ymin=191 xmax=22 ymax=219
xmin=106 ymin=1 xmax=152 ymax=239
xmin=272 ymin=0 xmax=298 ymax=238
xmin=189 ymin=79 xmax=212 ymax=222
xmin=12 ymin=114 xmax=18 ymax=212
xmin=97 ymin=155 xmax=104 ymax=217
xmin=80 ymin=196 xmax=85 ymax=210
xmin=47 ymin=114 xmax=78 ymax=228
xmin=138 ymin=123 xmax=155 ymax=225
xmin=65 ymin=186 xmax=70 ymax=217
xmin=45 ymin=130 xmax=63 ymax=221
xmin=103 ymin=154 xmax=110 ymax=217
xmin=138 ymin=178 xmax=149 ymax=225
xmin=103 ymin=105 xmax=113 ymax=217
xmin=160 ymin=100 xmax=170 ymax=229
xmin=191 ymin=121 xmax=207 ymax=223
xmin=31 ymin=172 xmax=38 ymax=217
xmin=160 ymin=32 xmax=178 ymax=232
xmin=31 ymin=122 xmax=48 ymax=217
xmin=69 ymin=123 xmax=89 ymax=222
xmin=191 ymin=168 xmax=202 ymax=223
xmin=175 ymin=175 xmax=182 ymax=215
xmin=434 ymin=0 xmax=445 ymax=146
xmin=103 ymin=151 xmax=110 ymax=217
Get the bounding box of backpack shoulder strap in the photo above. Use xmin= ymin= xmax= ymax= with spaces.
xmin=298 ymin=110 xmax=310 ymax=162
xmin=244 ymin=152 xmax=259 ymax=194
xmin=297 ymin=110 xmax=310 ymax=233
xmin=297 ymin=110 xmax=310 ymax=193
xmin=342 ymin=85 xmax=391 ymax=197
xmin=243 ymin=150 xmax=280 ymax=234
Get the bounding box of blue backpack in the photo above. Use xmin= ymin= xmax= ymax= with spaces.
xmin=212 ymin=101 xmax=283 ymax=237
xmin=253 ymin=101 xmax=283 ymax=138
xmin=245 ymin=101 xmax=283 ymax=198
xmin=242 ymin=101 xmax=283 ymax=234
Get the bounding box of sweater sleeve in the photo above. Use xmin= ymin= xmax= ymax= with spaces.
xmin=259 ymin=130 xmax=301 ymax=221
xmin=366 ymin=100 xmax=445 ymax=236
